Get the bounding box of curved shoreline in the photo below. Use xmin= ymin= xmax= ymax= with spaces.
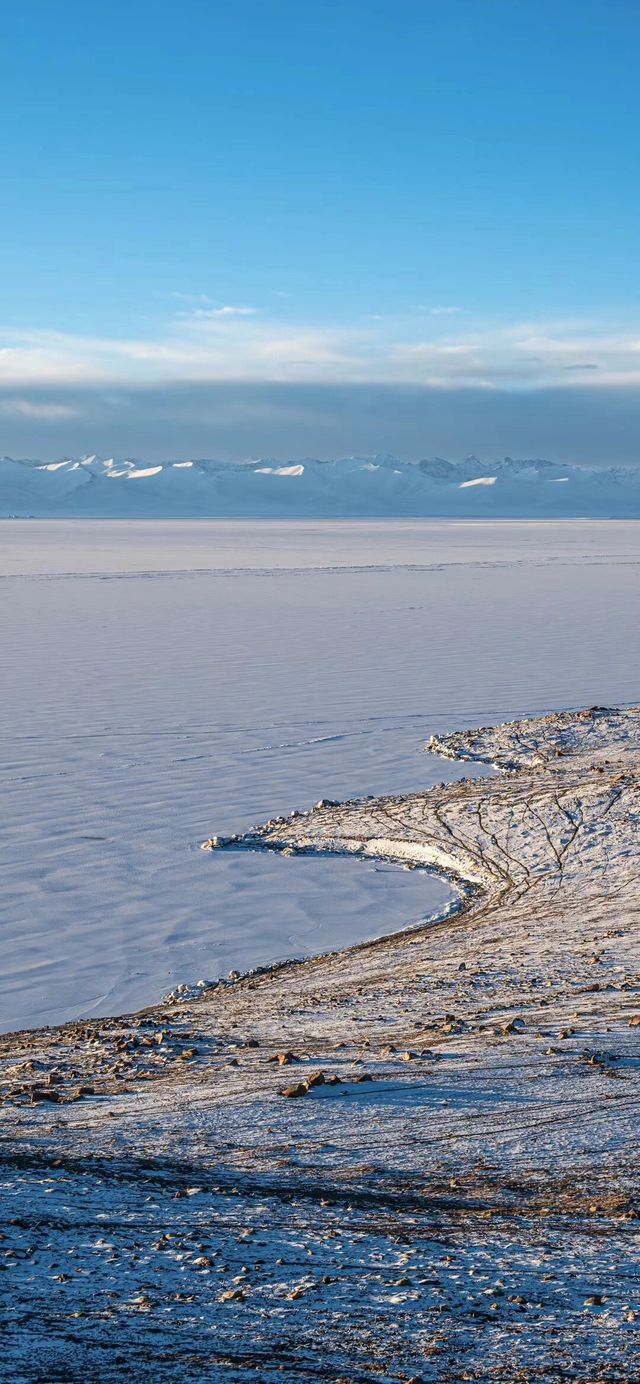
xmin=2 ymin=704 xmax=640 ymax=1381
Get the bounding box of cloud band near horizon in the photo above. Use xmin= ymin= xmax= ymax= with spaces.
xmin=1 ymin=379 xmax=640 ymax=468
xmin=2 ymin=307 xmax=640 ymax=392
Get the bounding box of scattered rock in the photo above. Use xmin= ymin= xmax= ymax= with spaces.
xmin=502 ymin=1017 xmax=525 ymax=1035
xmin=270 ymin=1051 xmax=299 ymax=1067
xmin=29 ymin=1087 xmax=60 ymax=1104
xmin=303 ymin=1071 xmax=326 ymax=1089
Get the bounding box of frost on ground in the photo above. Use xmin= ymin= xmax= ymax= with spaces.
xmin=1 ymin=705 xmax=640 ymax=1382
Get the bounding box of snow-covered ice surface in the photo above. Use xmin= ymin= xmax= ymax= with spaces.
xmin=1 ymin=703 xmax=640 ymax=1382
xmin=2 ymin=519 xmax=640 ymax=1033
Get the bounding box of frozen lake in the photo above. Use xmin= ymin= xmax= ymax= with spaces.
xmin=2 ymin=519 xmax=640 ymax=1033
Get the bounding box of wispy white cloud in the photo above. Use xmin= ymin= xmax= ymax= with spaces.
xmin=168 ymin=291 xmax=215 ymax=305
xmin=196 ymin=304 xmax=258 ymax=318
xmin=0 ymin=397 xmax=81 ymax=419
xmin=2 ymin=309 xmax=640 ymax=390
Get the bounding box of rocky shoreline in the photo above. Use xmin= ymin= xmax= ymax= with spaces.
xmin=2 ymin=705 xmax=640 ymax=1381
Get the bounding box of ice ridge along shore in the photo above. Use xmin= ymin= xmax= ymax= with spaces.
xmin=5 ymin=452 xmax=640 ymax=516
xmin=1 ymin=706 xmax=640 ymax=1380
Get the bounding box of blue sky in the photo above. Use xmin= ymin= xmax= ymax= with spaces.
xmin=1 ymin=0 xmax=639 ymax=460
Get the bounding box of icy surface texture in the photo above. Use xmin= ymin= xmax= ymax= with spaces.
xmin=2 ymin=704 xmax=640 ymax=1380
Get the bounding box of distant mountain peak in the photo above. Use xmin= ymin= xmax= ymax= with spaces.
xmin=1 ymin=453 xmax=639 ymax=518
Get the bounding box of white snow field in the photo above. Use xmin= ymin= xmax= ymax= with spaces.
xmin=5 ymin=452 xmax=640 ymax=517
xmin=1 ymin=518 xmax=640 ymax=1033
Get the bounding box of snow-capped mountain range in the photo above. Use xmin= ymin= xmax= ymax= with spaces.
xmin=2 ymin=453 xmax=640 ymax=518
